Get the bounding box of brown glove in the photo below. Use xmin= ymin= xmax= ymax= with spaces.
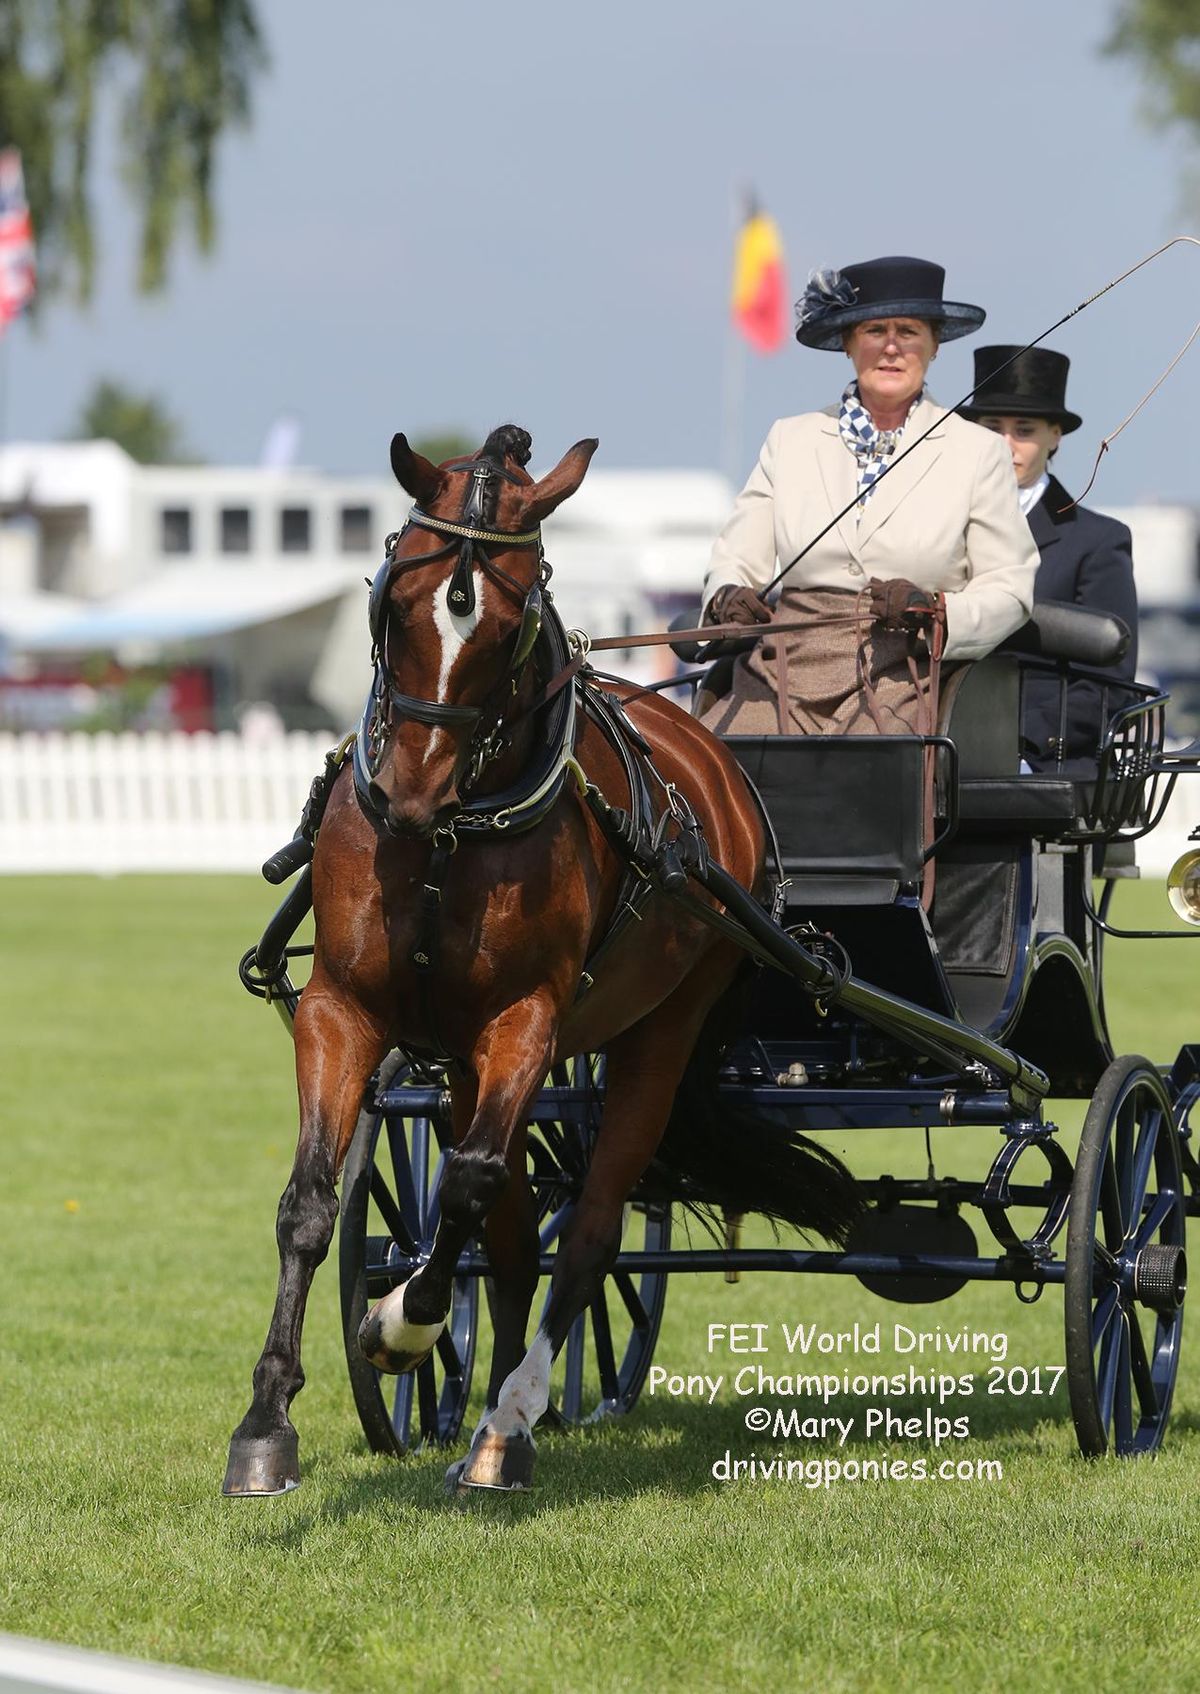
xmin=868 ymin=576 xmax=936 ymax=633
xmin=705 ymin=585 xmax=772 ymax=627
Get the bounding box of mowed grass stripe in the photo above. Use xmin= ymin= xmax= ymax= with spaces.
xmin=2 ymin=875 xmax=1199 ymax=1694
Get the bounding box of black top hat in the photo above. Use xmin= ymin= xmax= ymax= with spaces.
xmin=794 ymin=255 xmax=986 ymax=351
xmin=958 ymin=345 xmax=1082 ymax=434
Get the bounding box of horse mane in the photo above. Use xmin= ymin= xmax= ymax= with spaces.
xmin=480 ymin=423 xmax=532 ymax=469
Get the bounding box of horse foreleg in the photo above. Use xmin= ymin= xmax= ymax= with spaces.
xmin=456 ymin=984 xmax=717 ymax=1492
xmin=357 ymin=998 xmax=551 ymax=1387
xmin=223 ymin=989 xmax=386 ymax=1496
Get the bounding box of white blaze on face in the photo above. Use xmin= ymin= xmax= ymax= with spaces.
xmin=424 ymin=574 xmax=483 ymax=766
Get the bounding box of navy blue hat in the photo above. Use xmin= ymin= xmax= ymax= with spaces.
xmin=958 ymin=345 xmax=1083 ymax=434
xmin=795 ymin=255 xmax=986 ymax=350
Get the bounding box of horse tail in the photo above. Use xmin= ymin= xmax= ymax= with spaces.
xmin=653 ymin=997 xmax=864 ymax=1248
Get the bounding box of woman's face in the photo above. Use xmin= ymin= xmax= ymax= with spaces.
xmin=976 ymin=414 xmax=1063 ymax=489
xmin=844 ymin=318 xmax=937 ymax=415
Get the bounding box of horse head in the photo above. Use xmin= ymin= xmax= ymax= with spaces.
xmin=360 ymin=424 xmax=598 ymax=838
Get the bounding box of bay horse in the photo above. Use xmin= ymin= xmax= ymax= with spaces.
xmin=224 ymin=424 xmax=859 ymax=1497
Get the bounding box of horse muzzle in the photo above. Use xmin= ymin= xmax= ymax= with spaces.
xmin=368 ymin=782 xmax=458 ymax=841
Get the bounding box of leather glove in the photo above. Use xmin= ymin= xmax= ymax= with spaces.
xmin=705 ymin=585 xmax=772 ymax=627
xmin=868 ymin=576 xmax=936 ymax=633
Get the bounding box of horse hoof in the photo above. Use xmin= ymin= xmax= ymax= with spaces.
xmin=222 ymin=1429 xmax=300 ymax=1496
xmin=456 ymin=1428 xmax=536 ymax=1492
xmin=357 ymin=1289 xmax=444 ymax=1375
xmin=443 ymin=1457 xmax=469 ymax=1496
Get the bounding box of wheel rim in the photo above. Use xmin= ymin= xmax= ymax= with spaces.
xmin=1064 ymin=1059 xmax=1185 ymax=1458
xmin=339 ymin=1082 xmax=477 ymax=1455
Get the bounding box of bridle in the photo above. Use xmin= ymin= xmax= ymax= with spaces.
xmin=358 ymin=458 xmax=552 ymax=805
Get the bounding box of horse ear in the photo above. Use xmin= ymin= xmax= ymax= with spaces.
xmin=521 ymin=438 xmax=599 ymax=526
xmin=390 ymin=433 xmax=442 ymax=503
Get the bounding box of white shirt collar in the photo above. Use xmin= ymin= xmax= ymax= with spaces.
xmin=1019 ymin=471 xmax=1050 ymax=518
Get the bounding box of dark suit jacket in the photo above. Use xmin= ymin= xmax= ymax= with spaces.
xmin=1022 ymin=473 xmax=1138 ymax=773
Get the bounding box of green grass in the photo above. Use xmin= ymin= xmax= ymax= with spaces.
xmin=2 ymin=876 xmax=1199 ymax=1694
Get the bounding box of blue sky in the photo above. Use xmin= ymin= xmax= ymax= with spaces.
xmin=4 ymin=0 xmax=1197 ymax=504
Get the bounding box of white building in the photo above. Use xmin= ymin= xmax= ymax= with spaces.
xmin=0 ymin=443 xmax=735 ymax=730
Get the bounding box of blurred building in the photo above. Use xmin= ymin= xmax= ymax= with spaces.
xmin=3 ymin=439 xmax=1199 ymax=737
xmin=0 ymin=442 xmax=735 ymax=732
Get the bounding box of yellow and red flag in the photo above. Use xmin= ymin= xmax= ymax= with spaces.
xmin=731 ymin=204 xmax=787 ymax=353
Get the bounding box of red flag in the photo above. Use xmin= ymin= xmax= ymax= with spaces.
xmin=731 ymin=204 xmax=787 ymax=353
xmin=0 ymin=149 xmax=36 ymax=331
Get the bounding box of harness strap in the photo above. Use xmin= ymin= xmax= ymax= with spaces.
xmin=409 ymin=834 xmax=456 ymax=1060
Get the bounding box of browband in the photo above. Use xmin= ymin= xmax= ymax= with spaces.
xmin=407 ymin=509 xmax=541 ymax=549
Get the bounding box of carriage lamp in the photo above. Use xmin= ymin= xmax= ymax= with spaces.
xmin=1167 ymin=839 xmax=1200 ymax=926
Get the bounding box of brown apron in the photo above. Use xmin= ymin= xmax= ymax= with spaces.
xmin=698 ymin=586 xmax=939 ymax=738
xmin=698 ymin=586 xmax=945 ymax=904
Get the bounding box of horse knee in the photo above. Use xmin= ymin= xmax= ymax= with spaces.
xmin=439 ymin=1146 xmax=509 ymax=1225
xmin=276 ymin=1177 xmax=338 ymax=1262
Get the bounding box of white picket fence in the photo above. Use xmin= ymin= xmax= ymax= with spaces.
xmin=0 ymin=730 xmax=1195 ymax=877
xmin=0 ymin=731 xmax=334 ymax=873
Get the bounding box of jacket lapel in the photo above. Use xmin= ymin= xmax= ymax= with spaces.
xmin=815 ymin=414 xmax=863 ymax=563
xmin=855 ymin=393 xmax=945 ymax=550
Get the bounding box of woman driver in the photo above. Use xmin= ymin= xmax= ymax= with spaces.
xmin=699 ymin=255 xmax=1039 ymax=736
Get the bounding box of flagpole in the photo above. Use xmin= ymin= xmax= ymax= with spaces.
xmin=720 ymin=315 xmax=746 ymax=487
xmin=720 ymin=183 xmax=748 ymax=487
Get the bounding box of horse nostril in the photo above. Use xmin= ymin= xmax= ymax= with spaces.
xmin=367 ymin=780 xmax=390 ymax=816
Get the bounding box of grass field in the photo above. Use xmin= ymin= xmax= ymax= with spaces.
xmin=3 ymin=875 xmax=1200 ymax=1694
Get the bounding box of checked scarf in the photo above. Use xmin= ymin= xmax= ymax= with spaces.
xmin=838 ymin=381 xmax=923 ymax=520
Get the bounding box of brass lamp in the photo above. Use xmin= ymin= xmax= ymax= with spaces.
xmin=1167 ymin=846 xmax=1200 ymax=926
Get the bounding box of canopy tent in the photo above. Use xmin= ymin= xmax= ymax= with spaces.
xmin=12 ymin=563 xmax=363 ymax=652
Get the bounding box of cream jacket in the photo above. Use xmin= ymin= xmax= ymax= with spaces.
xmin=702 ymin=396 xmax=1040 ymax=662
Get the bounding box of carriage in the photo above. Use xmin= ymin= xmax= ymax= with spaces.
xmin=228 ymin=430 xmax=1200 ymax=1495
xmin=240 ymin=587 xmax=1200 ymax=1472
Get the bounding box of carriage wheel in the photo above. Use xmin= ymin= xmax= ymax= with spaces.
xmin=338 ymin=1071 xmax=478 ymax=1456
xmin=539 ymin=1200 xmax=672 ymax=1427
xmin=529 ymin=1054 xmax=672 ymax=1428
xmin=1064 ymin=1056 xmax=1187 ymax=1457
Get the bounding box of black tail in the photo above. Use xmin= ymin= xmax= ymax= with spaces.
xmin=654 ymin=1030 xmax=863 ymax=1249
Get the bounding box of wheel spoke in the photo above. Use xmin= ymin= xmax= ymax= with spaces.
xmin=390 ymin=1371 xmax=414 ymax=1447
xmin=416 ymin=1355 xmax=440 ymax=1440
xmin=1125 ymin=1109 xmax=1162 ymax=1245
xmin=1133 ymin=1190 xmax=1175 ymax=1253
xmin=1098 ymin=1150 xmax=1125 ymax=1251
xmin=612 ymin=1270 xmax=651 ymax=1333
xmin=1091 ymin=1283 xmax=1121 ymax=1352
xmin=411 ymin=1117 xmax=431 ymax=1230
xmin=540 ymin=1205 xmax=572 ymax=1251
xmin=437 ymin=1321 xmax=464 ymax=1381
xmin=1114 ymin=1318 xmax=1134 ymax=1453
xmin=369 ymin=1167 xmax=415 ymax=1254
xmin=1114 ymin=1094 xmax=1137 ymax=1231
xmin=385 ymin=1118 xmax=421 ymax=1235
xmin=1127 ymin=1311 xmax=1159 ymax=1421
xmin=1096 ymin=1299 xmax=1124 ymax=1432
xmin=562 ymin=1315 xmax=586 ymax=1422
xmin=591 ymin=1292 xmax=620 ymax=1403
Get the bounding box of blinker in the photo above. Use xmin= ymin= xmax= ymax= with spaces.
xmin=513 ymin=583 xmax=542 ymax=668
xmin=367 ymin=555 xmax=394 ymax=648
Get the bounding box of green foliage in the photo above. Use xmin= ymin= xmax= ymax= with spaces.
xmin=411 ymin=430 xmax=479 ymax=465
xmin=0 ymin=0 xmax=266 ymax=300
xmin=70 ymin=376 xmax=194 ymax=461
xmin=1107 ymin=0 xmax=1200 ymax=133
